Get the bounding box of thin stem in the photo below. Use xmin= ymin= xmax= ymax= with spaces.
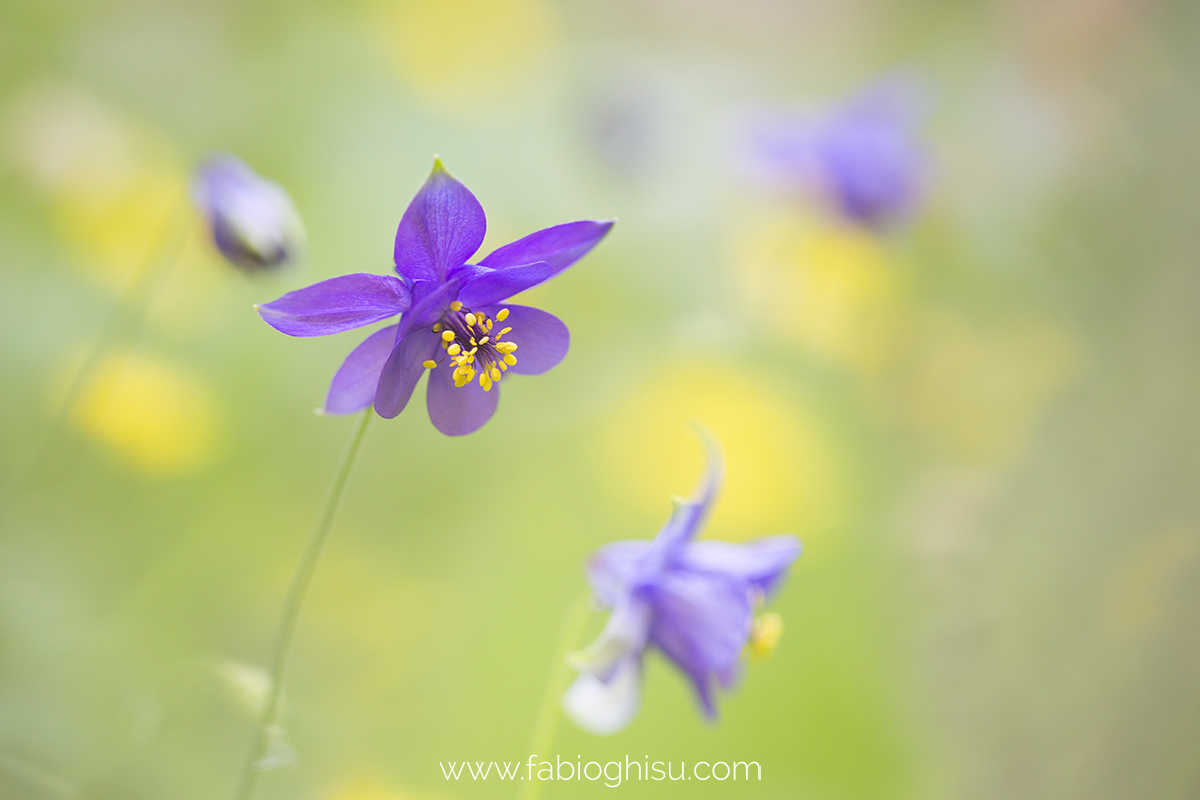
xmin=1 ymin=193 xmax=192 ymax=502
xmin=232 ymin=408 xmax=373 ymax=800
xmin=517 ymin=591 xmax=592 ymax=800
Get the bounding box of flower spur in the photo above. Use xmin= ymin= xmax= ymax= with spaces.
xmin=563 ymin=425 xmax=802 ymax=734
xmin=256 ymin=158 xmax=613 ymax=435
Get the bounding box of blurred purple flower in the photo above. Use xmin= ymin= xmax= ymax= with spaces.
xmin=256 ymin=158 xmax=613 ymax=436
xmin=564 ymin=426 xmax=801 ymax=734
xmin=749 ymin=75 xmax=930 ymax=230
xmin=192 ymin=153 xmax=305 ymax=271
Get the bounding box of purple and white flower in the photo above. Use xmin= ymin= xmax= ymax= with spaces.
xmin=192 ymin=153 xmax=305 ymax=271
xmin=256 ymin=158 xmax=613 ymax=436
xmin=564 ymin=426 xmax=801 ymax=734
xmin=748 ymin=75 xmax=930 ymax=231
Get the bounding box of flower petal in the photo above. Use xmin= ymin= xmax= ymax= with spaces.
xmin=374 ymin=327 xmax=442 ymax=419
xmin=567 ymin=596 xmax=651 ymax=680
xmin=393 ymin=159 xmax=485 ymax=282
xmin=587 ymin=540 xmax=653 ymax=606
xmin=677 ymin=535 xmax=801 ymax=597
xmin=563 ymin=655 xmax=642 ymax=736
xmin=479 ymin=219 xmax=614 ymax=276
xmin=456 ymin=261 xmax=553 ymax=307
xmin=477 ymin=304 xmax=569 ymax=375
xmin=647 ymin=570 xmax=753 ymax=719
xmin=639 ymin=422 xmax=725 ymax=576
xmin=256 ymin=273 xmax=410 ymax=337
xmin=192 ymin=153 xmax=305 ymax=271
xmin=425 ymin=357 xmax=500 ymax=436
xmin=324 ymin=324 xmax=398 ymax=415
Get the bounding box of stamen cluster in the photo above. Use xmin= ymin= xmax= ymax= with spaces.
xmin=423 ymin=301 xmax=518 ymax=391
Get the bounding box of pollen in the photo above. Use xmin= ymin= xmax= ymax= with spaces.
xmin=746 ymin=612 xmax=783 ymax=661
xmin=432 ymin=304 xmax=519 ymax=391
xmin=422 ymin=360 xmax=437 ymax=369
xmin=496 ymin=308 xmax=509 ymax=322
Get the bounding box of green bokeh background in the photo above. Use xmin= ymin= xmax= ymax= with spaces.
xmin=3 ymin=1 xmax=1200 ymax=798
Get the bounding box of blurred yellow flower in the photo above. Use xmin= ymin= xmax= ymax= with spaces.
xmin=596 ymin=363 xmax=849 ymax=544
xmin=894 ymin=311 xmax=1081 ymax=466
xmin=6 ymin=83 xmax=186 ymax=288
xmin=369 ymin=0 xmax=560 ymax=112
xmin=729 ymin=209 xmax=908 ymax=373
xmin=64 ymin=351 xmax=220 ymax=474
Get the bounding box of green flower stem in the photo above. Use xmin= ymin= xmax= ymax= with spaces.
xmin=1 ymin=193 xmax=191 ymax=501
xmin=517 ymin=591 xmax=592 ymax=800
xmin=233 ymin=408 xmax=373 ymax=800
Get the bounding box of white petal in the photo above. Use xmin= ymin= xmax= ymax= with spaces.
xmin=563 ymin=656 xmax=641 ymax=736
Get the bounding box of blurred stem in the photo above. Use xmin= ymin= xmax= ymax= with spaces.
xmin=516 ymin=591 xmax=592 ymax=800
xmin=0 ymin=192 xmax=191 ymax=502
xmin=233 ymin=408 xmax=373 ymax=800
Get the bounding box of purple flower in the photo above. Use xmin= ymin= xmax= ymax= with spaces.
xmin=256 ymin=159 xmax=613 ymax=436
xmin=192 ymin=153 xmax=305 ymax=271
xmin=563 ymin=426 xmax=801 ymax=734
xmin=749 ymin=75 xmax=930 ymax=231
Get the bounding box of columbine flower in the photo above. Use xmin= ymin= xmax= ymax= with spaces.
xmin=192 ymin=153 xmax=305 ymax=270
xmin=255 ymin=158 xmax=613 ymax=435
xmin=563 ymin=426 xmax=801 ymax=734
xmin=748 ymin=75 xmax=929 ymax=231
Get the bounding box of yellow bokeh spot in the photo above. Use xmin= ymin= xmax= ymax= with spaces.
xmin=596 ymin=363 xmax=848 ymax=543
xmin=730 ymin=210 xmax=907 ymax=373
xmin=370 ymin=0 xmax=559 ymax=111
xmin=7 ymin=84 xmax=186 ymax=288
xmin=65 ymin=352 xmax=220 ymax=474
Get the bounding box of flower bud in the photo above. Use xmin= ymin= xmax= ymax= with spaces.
xmin=192 ymin=153 xmax=304 ymax=271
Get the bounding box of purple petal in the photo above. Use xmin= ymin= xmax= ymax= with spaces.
xmin=647 ymin=570 xmax=753 ymax=719
xmin=425 ymin=357 xmax=500 ymax=436
xmin=393 ymin=159 xmax=485 ymax=282
xmin=456 ymin=261 xmax=553 ymax=307
xmin=256 ymin=273 xmax=410 ymax=337
xmin=324 ymin=324 xmax=399 ymax=415
xmin=374 ymin=327 xmax=442 ymax=419
xmin=479 ymin=220 xmax=614 ymax=277
xmin=396 ymin=278 xmax=464 ymax=339
xmin=677 ymin=535 xmax=802 ymax=598
xmin=587 ymin=540 xmax=653 ymax=606
xmin=477 ymin=304 xmax=569 ymax=375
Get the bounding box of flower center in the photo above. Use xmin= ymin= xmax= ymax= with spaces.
xmin=421 ymin=301 xmax=518 ymax=392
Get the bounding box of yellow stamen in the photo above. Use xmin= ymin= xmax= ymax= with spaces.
xmin=464 ymin=312 xmax=477 ymax=327
xmin=496 ymin=308 xmax=509 ymax=321
xmin=746 ymin=612 xmax=783 ymax=661
xmin=485 ymin=319 xmax=493 ymax=331
xmin=470 ymin=337 xmax=477 ymax=346
xmin=441 ymin=330 xmax=455 ymax=342
xmin=499 ymin=327 xmax=512 ymax=335
xmin=422 ymin=360 xmax=437 ymax=369
xmin=490 ymin=367 xmax=501 ymax=380
xmin=503 ymin=354 xmax=517 ymax=366
xmin=447 ymin=343 xmax=461 ymax=355
xmin=480 ymin=373 xmax=493 ymax=391
xmin=499 ymin=362 xmax=507 ymax=371
xmin=450 ymin=301 xmax=463 ymax=311
xmin=432 ymin=323 xmax=442 ymax=332
xmin=479 ymin=336 xmax=489 ymax=344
